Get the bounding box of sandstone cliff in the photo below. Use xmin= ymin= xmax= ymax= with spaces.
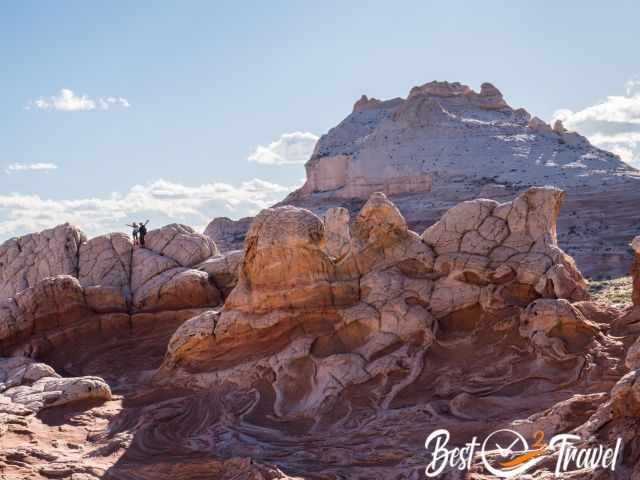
xmin=203 ymin=81 xmax=640 ymax=278
xmin=293 ymin=81 xmax=638 ymax=200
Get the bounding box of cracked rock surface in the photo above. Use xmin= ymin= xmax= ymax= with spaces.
xmin=1 ymin=187 xmax=639 ymax=479
xmin=0 ymin=224 xmax=85 ymax=300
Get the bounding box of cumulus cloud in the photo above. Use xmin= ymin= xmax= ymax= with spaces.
xmin=0 ymin=178 xmax=295 ymax=239
xmin=5 ymin=162 xmax=58 ymax=174
xmin=248 ymin=131 xmax=318 ymax=165
xmin=26 ymin=89 xmax=131 ymax=112
xmin=552 ymin=81 xmax=640 ymax=168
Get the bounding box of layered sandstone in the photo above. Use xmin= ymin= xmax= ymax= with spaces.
xmin=159 ymin=188 xmax=593 ymax=419
xmin=293 ymin=81 xmax=637 ymax=200
xmin=0 ymin=223 xmax=239 ymax=359
xmin=2 ymin=188 xmax=640 ymax=479
xmin=632 ymin=236 xmax=640 ymax=306
xmin=258 ymin=80 xmax=640 ymax=278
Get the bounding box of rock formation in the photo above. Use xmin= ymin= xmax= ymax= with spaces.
xmin=2 ymin=186 xmax=640 ymax=478
xmin=0 ymin=222 xmax=239 ymax=359
xmin=293 ymin=80 xmax=637 ymax=200
xmin=632 ymin=236 xmax=640 ymax=306
xmin=79 ymin=232 xmax=132 ymax=293
xmin=0 ymin=224 xmax=85 ymax=299
xmin=206 ymin=81 xmax=640 ymax=276
xmin=203 ymin=216 xmax=253 ymax=252
xmin=260 ymin=80 xmax=640 ymax=278
xmin=1 ymin=356 xmax=111 ymax=414
xmin=160 ymin=188 xmax=590 ymax=393
xmin=202 ymin=81 xmax=640 ymax=278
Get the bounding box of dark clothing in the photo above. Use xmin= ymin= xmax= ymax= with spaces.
xmin=138 ymin=223 xmax=148 ymax=248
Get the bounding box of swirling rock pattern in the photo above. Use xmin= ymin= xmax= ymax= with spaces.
xmin=0 ymin=188 xmax=639 ymax=479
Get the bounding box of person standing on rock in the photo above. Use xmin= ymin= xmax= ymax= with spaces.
xmin=126 ymin=222 xmax=139 ymax=246
xmin=138 ymin=220 xmax=149 ymax=248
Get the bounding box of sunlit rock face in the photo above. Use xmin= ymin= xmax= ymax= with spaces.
xmin=203 ymin=216 xmax=253 ymax=252
xmin=274 ymin=80 xmax=640 ymax=279
xmin=157 ymin=189 xmax=615 ymax=447
xmin=0 ymin=187 xmax=638 ymax=479
xmin=79 ymin=233 xmax=133 ymax=294
xmin=0 ymin=356 xmax=111 ymax=413
xmin=0 ymin=222 xmax=231 ymax=358
xmin=293 ymin=81 xmax=636 ymax=201
xmin=0 ymin=224 xmax=86 ymax=300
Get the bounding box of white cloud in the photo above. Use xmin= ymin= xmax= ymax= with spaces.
xmin=26 ymin=89 xmax=131 ymax=112
xmin=552 ymin=81 xmax=640 ymax=168
xmin=248 ymin=131 xmax=318 ymax=165
xmin=625 ymin=77 xmax=640 ymax=96
xmin=0 ymin=178 xmax=296 ymax=239
xmin=5 ymin=162 xmax=59 ymax=174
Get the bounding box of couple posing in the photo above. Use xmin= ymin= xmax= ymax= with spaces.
xmin=126 ymin=220 xmax=149 ymax=247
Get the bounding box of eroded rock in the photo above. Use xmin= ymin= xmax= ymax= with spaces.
xmin=196 ymin=250 xmax=242 ymax=297
xmin=159 ymin=188 xmax=598 ymax=423
xmin=203 ymin=216 xmax=253 ymax=253
xmin=79 ymin=233 xmax=133 ymax=293
xmin=0 ymin=224 xmax=86 ymax=300
xmin=0 ymin=276 xmax=129 ymax=354
xmin=225 ymin=206 xmax=339 ymax=313
xmin=422 ymin=187 xmax=588 ymax=305
xmin=0 ymin=356 xmax=111 ymax=414
xmin=132 ymin=267 xmax=220 ymax=312
xmin=632 ymin=235 xmax=640 ymax=306
xmin=322 ymin=207 xmax=351 ymax=260
xmin=144 ymin=223 xmax=218 ymax=267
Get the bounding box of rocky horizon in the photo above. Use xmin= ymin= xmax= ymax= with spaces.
xmin=205 ymin=80 xmax=640 ymax=280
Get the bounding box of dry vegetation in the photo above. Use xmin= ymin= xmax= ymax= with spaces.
xmin=588 ymin=275 xmax=633 ymax=309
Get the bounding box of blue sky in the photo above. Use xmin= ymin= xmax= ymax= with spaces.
xmin=1 ymin=1 xmax=639 ymax=240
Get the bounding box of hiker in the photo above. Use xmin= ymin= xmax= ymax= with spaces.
xmin=139 ymin=220 xmax=149 ymax=248
xmin=126 ymin=222 xmax=139 ymax=246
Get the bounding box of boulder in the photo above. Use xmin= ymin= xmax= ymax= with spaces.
xmin=225 ymin=206 xmax=339 ymax=313
xmin=130 ymin=248 xmax=180 ymax=292
xmin=144 ymin=223 xmax=218 ymax=267
xmin=0 ymin=224 xmax=85 ymax=299
xmin=203 ymin=216 xmax=253 ymax=253
xmin=341 ymin=192 xmax=435 ymax=276
xmin=422 ymin=187 xmax=588 ymax=304
xmin=0 ymin=356 xmax=111 ymax=414
xmin=79 ymin=233 xmax=133 ymax=293
xmin=132 ymin=267 xmax=220 ymax=313
xmin=162 ymin=309 xmax=219 ymax=369
xmin=520 ymin=299 xmax=600 ymax=361
xmin=196 ymin=250 xmax=242 ymax=298
xmin=0 ymin=275 xmax=129 ymax=355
